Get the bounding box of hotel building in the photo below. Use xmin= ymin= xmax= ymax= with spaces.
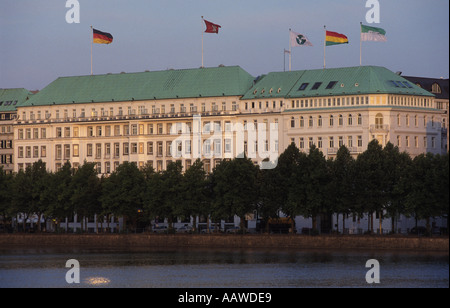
xmin=12 ymin=65 xmax=446 ymax=174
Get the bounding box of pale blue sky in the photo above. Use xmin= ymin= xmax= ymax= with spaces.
xmin=1 ymin=0 xmax=449 ymax=90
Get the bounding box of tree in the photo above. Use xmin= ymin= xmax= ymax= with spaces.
xmin=381 ymin=143 xmax=412 ymax=233
xmin=298 ymin=146 xmax=331 ymax=232
xmin=0 ymin=167 xmax=13 ymax=232
xmin=330 ymin=146 xmax=356 ymax=233
xmin=211 ymin=157 xmax=259 ymax=232
xmin=354 ymin=140 xmax=386 ymax=234
xmin=145 ymin=162 xmax=184 ymax=232
xmin=101 ymin=161 xmax=145 ymax=232
xmin=274 ymin=143 xmax=306 ymax=233
xmin=404 ymin=153 xmax=446 ymax=235
xmin=70 ymin=162 xmax=101 ymax=232
xmin=181 ymin=159 xmax=208 ymax=232
xmin=44 ymin=162 xmax=74 ymax=232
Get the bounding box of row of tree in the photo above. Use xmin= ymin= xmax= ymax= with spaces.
xmin=0 ymin=140 xmax=448 ymax=234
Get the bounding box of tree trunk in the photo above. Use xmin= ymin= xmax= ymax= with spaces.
xmin=342 ymin=214 xmax=346 ymax=234
xmin=379 ymin=211 xmax=383 ymax=235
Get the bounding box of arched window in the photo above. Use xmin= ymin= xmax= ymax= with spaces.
xmin=318 ymin=116 xmax=323 ymax=127
xmin=309 ymin=116 xmax=314 ymax=128
xmin=300 ymin=116 xmax=304 ymax=128
xmin=329 ymin=115 xmax=334 ymax=127
xmin=291 ymin=117 xmax=295 ymax=128
xmin=357 ymin=114 xmax=362 ymax=125
xmin=375 ymin=113 xmax=383 ymax=129
xmin=348 ymin=114 xmax=353 ymax=126
xmin=339 ymin=114 xmax=343 ymax=126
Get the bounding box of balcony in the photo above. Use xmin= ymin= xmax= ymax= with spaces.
xmin=369 ymin=124 xmax=390 ymax=133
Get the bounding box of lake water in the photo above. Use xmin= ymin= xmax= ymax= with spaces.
xmin=0 ymin=247 xmax=448 ymax=288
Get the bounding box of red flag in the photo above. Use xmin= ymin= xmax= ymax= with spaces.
xmin=204 ymin=19 xmax=221 ymax=34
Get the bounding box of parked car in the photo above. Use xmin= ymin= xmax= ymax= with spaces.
xmin=153 ymin=226 xmax=168 ymax=234
xmin=409 ymin=226 xmax=427 ymax=236
xmin=176 ymin=226 xmax=191 ymax=233
xmin=226 ymin=226 xmax=240 ymax=234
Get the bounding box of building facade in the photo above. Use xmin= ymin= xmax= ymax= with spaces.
xmin=12 ymin=65 xmax=445 ymax=174
xmin=6 ymin=65 xmax=448 ymax=234
xmin=0 ymin=88 xmax=33 ymax=174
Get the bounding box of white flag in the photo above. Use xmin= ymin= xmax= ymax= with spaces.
xmin=290 ymin=31 xmax=313 ymax=47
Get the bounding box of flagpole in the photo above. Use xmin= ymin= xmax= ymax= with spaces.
xmin=90 ymin=26 xmax=93 ymax=75
xmin=360 ymin=22 xmax=363 ymax=66
xmin=289 ymin=28 xmax=292 ymax=71
xmin=201 ymin=16 xmax=204 ymax=68
xmin=323 ymin=25 xmax=326 ymax=69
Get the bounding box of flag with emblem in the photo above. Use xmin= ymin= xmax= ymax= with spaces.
xmin=204 ymin=19 xmax=221 ymax=34
xmin=290 ymin=31 xmax=313 ymax=47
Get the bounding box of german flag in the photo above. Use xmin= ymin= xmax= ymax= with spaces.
xmin=325 ymin=30 xmax=348 ymax=46
xmin=93 ymin=28 xmax=113 ymax=44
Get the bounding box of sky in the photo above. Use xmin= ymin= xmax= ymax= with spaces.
xmin=0 ymin=0 xmax=449 ymax=91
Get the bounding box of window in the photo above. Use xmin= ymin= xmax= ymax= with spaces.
xmin=326 ymin=81 xmax=338 ymax=89
xmin=339 ymin=115 xmax=343 ymax=126
xmin=64 ymin=145 xmax=70 ymax=159
xmin=299 ymin=138 xmax=305 ymax=149
xmin=147 ymin=142 xmax=154 ymax=155
xmin=225 ymin=139 xmax=232 ymax=153
xmin=123 ymin=143 xmax=129 ymax=155
xmin=298 ymin=83 xmax=309 ymax=91
xmin=73 ymin=144 xmax=79 ymax=157
xmin=348 ymin=136 xmax=353 ymax=148
xmin=131 ymin=143 xmax=138 ymax=154
xmin=311 ymin=82 xmax=322 ymax=90
xmin=41 ymin=146 xmax=46 ymax=158
xmin=318 ymin=137 xmax=323 ymax=149
xmin=318 ymin=116 xmax=323 ymax=127
xmin=358 ymin=136 xmax=363 ymax=147
xmin=375 ymin=113 xmax=384 ymax=129
xmin=358 ymin=114 xmax=362 ymax=125
xmin=114 ymin=125 xmax=121 ymax=136
xmin=96 ymin=144 xmax=102 ymax=158
xmin=105 ymin=143 xmax=111 ymax=158
xmin=432 ymin=83 xmax=442 ymax=94
xmin=114 ymin=143 xmax=120 ymax=158
xmin=87 ymin=144 xmax=93 ymax=156
xmin=329 ymin=137 xmax=334 ymax=148
xmin=300 ymin=117 xmax=304 ymax=128
xmin=55 ymin=145 xmax=62 ymax=160
xmin=309 ymin=137 xmax=314 ymax=148
xmin=348 ymin=114 xmax=353 ymax=126
xmin=157 ymin=142 xmax=163 ymax=156
xmin=291 ymin=117 xmax=295 ymax=128
xmin=309 ymin=116 xmax=314 ymax=128
xmin=329 ymin=115 xmax=334 ymax=127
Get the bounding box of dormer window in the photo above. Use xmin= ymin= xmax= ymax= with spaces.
xmin=432 ymin=83 xmax=441 ymax=94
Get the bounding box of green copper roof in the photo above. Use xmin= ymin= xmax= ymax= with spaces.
xmin=0 ymin=88 xmax=33 ymax=112
xmin=26 ymin=66 xmax=255 ymax=106
xmin=242 ymin=66 xmax=434 ymax=100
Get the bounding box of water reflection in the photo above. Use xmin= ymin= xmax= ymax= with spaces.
xmin=0 ymin=247 xmax=448 ymax=288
